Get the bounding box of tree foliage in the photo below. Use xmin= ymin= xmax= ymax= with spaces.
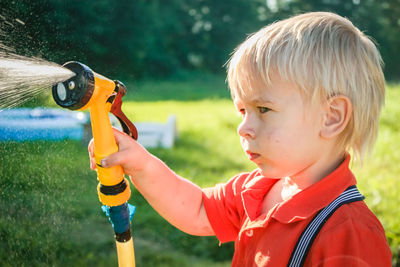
xmin=0 ymin=0 xmax=399 ymax=79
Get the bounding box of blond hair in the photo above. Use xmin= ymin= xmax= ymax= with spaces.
xmin=227 ymin=12 xmax=385 ymax=160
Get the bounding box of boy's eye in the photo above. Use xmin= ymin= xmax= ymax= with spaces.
xmin=258 ymin=107 xmax=270 ymax=113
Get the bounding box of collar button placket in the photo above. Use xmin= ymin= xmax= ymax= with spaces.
xmin=245 ymin=229 xmax=254 ymax=237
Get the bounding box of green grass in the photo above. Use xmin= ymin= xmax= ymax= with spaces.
xmin=353 ymin=83 xmax=400 ymax=265
xmin=0 ymin=76 xmax=399 ymax=266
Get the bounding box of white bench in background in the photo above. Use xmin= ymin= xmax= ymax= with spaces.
xmin=110 ymin=114 xmax=178 ymax=149
xmin=135 ymin=115 xmax=178 ymax=148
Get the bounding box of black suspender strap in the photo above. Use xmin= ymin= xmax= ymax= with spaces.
xmin=287 ymin=185 xmax=365 ymax=267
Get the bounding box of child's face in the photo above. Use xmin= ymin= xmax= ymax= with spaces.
xmin=234 ymin=75 xmax=326 ymax=179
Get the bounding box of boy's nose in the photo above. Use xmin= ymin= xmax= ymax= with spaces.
xmin=237 ymin=117 xmax=256 ymax=139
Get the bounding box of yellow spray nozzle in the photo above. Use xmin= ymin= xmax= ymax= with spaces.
xmin=52 ymin=61 xmax=137 ymax=205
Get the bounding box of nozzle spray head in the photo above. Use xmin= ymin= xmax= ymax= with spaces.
xmin=52 ymin=61 xmax=94 ymax=110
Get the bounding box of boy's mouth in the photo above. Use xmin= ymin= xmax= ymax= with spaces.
xmin=246 ymin=151 xmax=260 ymax=161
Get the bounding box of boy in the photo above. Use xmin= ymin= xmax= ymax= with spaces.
xmin=89 ymin=12 xmax=392 ymax=266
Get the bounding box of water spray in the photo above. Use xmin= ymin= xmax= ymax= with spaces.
xmin=52 ymin=61 xmax=137 ymax=267
xmin=0 ymin=53 xmax=75 ymax=109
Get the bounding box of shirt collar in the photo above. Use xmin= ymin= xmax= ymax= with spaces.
xmin=241 ymin=174 xmax=278 ymax=221
xmin=241 ymin=154 xmax=356 ymax=223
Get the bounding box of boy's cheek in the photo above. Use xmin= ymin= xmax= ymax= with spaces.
xmin=262 ymin=129 xmax=283 ymax=147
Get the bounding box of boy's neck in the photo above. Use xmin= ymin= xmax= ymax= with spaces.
xmin=261 ymin=151 xmax=347 ymax=214
xmin=281 ymin=150 xmax=347 ymax=198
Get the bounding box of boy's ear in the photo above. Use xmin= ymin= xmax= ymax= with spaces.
xmin=320 ymin=95 xmax=352 ymax=139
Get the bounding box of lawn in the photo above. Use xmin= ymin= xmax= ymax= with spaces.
xmin=0 ymin=75 xmax=399 ymax=266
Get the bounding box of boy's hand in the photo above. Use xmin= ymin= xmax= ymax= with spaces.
xmin=88 ymin=127 xmax=152 ymax=176
xmin=88 ymin=127 xmax=214 ymax=237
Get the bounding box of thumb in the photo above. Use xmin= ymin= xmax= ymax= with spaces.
xmin=101 ymin=151 xmax=125 ymax=168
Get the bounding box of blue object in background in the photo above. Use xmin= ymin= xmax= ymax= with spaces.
xmin=0 ymin=108 xmax=88 ymax=141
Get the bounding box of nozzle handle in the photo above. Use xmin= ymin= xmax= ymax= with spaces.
xmin=111 ymin=81 xmax=138 ymax=140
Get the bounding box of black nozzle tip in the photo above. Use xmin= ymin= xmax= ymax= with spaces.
xmin=52 ymin=61 xmax=95 ymax=110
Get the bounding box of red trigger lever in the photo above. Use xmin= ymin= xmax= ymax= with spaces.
xmin=110 ymin=80 xmax=138 ymax=140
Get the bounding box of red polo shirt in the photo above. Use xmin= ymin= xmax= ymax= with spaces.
xmin=202 ymin=156 xmax=392 ymax=266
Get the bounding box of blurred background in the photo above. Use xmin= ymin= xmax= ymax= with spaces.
xmin=0 ymin=0 xmax=399 ymax=266
xmin=1 ymin=0 xmax=399 ymax=80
